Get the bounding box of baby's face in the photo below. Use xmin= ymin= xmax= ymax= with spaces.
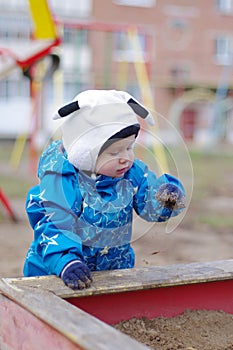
xmin=95 ymin=135 xmax=136 ymax=178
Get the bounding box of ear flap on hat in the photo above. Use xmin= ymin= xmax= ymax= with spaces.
xmin=127 ymin=97 xmax=154 ymax=125
xmin=127 ymin=98 xmax=148 ymax=119
xmin=53 ymin=90 xmax=154 ymax=126
xmin=56 ymin=101 xmax=80 ymax=118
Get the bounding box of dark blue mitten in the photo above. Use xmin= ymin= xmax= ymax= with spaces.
xmin=61 ymin=260 xmax=92 ymax=290
xmin=156 ymin=183 xmax=186 ymax=210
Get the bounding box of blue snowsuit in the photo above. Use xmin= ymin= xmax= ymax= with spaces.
xmin=24 ymin=140 xmax=185 ymax=277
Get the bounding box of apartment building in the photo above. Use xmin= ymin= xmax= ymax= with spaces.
xmin=0 ymin=0 xmax=233 ymax=142
xmin=90 ymin=0 xmax=233 ymax=142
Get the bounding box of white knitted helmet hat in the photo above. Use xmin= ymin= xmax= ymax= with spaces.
xmin=53 ymin=90 xmax=154 ymax=172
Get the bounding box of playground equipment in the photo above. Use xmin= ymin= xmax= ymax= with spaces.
xmin=0 ymin=259 xmax=232 ymax=349
xmin=0 ymin=188 xmax=18 ymax=222
xmin=0 ymin=0 xmax=60 ymax=221
xmin=9 ymin=0 xmax=60 ymax=172
xmin=0 ymin=0 xmax=59 ymax=79
xmin=127 ymin=27 xmax=168 ymax=173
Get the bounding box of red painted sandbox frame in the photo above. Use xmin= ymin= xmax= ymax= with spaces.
xmin=0 ymin=260 xmax=233 ymax=350
xmin=69 ymin=279 xmax=233 ymax=324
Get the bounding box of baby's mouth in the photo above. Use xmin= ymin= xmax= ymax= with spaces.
xmin=117 ymin=167 xmax=128 ymax=174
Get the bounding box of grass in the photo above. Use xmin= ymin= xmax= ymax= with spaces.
xmin=183 ymin=145 xmax=233 ymax=231
xmin=190 ymin=148 xmax=233 ymax=199
xmin=0 ymin=174 xmax=34 ymax=198
xmin=199 ymin=214 xmax=233 ymax=229
xmin=0 ymin=140 xmax=37 ymax=199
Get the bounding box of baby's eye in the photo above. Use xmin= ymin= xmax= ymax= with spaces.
xmin=127 ymin=142 xmax=135 ymax=150
xmin=110 ymin=152 xmax=119 ymax=156
xmin=127 ymin=144 xmax=135 ymax=151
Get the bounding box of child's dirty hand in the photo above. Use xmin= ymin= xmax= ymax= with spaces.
xmin=156 ymin=183 xmax=186 ymax=210
xmin=61 ymin=260 xmax=93 ymax=290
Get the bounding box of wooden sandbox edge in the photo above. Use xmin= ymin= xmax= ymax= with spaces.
xmin=2 ymin=259 xmax=233 ymax=299
xmin=0 ymin=277 xmax=150 ymax=350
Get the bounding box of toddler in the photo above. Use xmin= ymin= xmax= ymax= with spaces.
xmin=24 ymin=90 xmax=185 ymax=289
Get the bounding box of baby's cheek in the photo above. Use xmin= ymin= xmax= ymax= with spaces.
xmin=96 ymin=158 xmax=117 ymax=176
xmin=129 ymin=152 xmax=135 ymax=162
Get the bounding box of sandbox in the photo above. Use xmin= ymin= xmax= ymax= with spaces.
xmin=0 ymin=260 xmax=232 ymax=349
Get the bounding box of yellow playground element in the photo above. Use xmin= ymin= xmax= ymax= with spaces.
xmin=127 ymin=27 xmax=169 ymax=173
xmin=28 ymin=0 xmax=57 ymax=39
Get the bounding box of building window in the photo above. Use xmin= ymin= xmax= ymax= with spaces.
xmin=170 ymin=65 xmax=190 ymax=84
xmin=49 ymin=0 xmax=92 ymax=18
xmin=215 ymin=36 xmax=232 ymax=65
xmin=0 ymin=77 xmax=30 ymax=100
xmin=114 ymin=31 xmax=148 ymax=62
xmin=216 ymin=0 xmax=233 ymax=14
xmin=0 ymin=0 xmax=26 ymax=10
xmin=63 ymin=27 xmax=88 ymax=45
xmin=0 ymin=15 xmax=31 ymax=41
xmin=113 ymin=0 xmax=155 ymax=7
xmin=63 ymin=27 xmax=76 ymax=44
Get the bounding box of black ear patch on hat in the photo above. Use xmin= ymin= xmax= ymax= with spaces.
xmin=57 ymin=97 xmax=148 ymax=119
xmin=58 ymin=101 xmax=80 ymax=117
xmin=127 ymin=98 xmax=148 ymax=119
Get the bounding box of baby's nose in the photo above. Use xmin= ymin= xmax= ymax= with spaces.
xmin=119 ymin=151 xmax=131 ymax=163
xmin=119 ymin=157 xmax=128 ymax=164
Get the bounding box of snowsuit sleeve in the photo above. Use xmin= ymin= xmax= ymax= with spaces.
xmin=25 ymin=143 xmax=84 ymax=277
xmin=131 ymin=159 xmax=185 ymax=222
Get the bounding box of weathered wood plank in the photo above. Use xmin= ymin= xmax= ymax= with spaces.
xmin=0 ymin=293 xmax=83 ymax=350
xmin=0 ymin=279 xmax=150 ymax=350
xmin=3 ymin=259 xmax=233 ymax=299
